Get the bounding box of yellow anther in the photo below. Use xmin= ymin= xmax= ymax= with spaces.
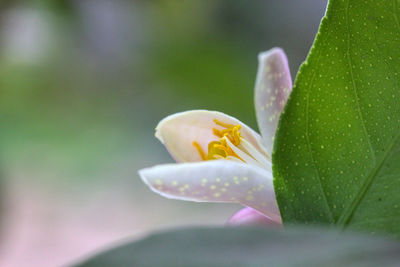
xmin=213 ymin=119 xmax=241 ymax=146
xmin=213 ymin=119 xmax=234 ymax=128
xmin=206 ymin=141 xmax=224 ymax=159
xmin=212 ymin=128 xmax=223 ymax=138
xmin=193 ymin=119 xmax=243 ymax=161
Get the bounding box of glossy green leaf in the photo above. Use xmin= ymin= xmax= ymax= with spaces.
xmin=273 ymin=0 xmax=400 ymax=236
xmin=73 ymin=227 xmax=400 ymax=267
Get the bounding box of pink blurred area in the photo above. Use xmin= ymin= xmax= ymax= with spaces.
xmin=227 ymin=207 xmax=282 ymax=227
xmin=0 ymin=165 xmax=237 ymax=267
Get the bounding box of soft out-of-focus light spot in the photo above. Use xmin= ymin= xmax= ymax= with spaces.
xmin=1 ymin=7 xmax=52 ymax=63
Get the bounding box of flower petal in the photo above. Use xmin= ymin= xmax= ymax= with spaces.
xmin=227 ymin=207 xmax=282 ymax=227
xmin=254 ymin=48 xmax=292 ymax=156
xmin=155 ymin=110 xmax=268 ymax=162
xmin=139 ymin=160 xmax=280 ymax=221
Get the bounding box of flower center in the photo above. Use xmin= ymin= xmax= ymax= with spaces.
xmin=193 ymin=119 xmax=243 ymax=161
xmin=212 ymin=119 xmax=242 ymax=146
xmin=192 ymin=119 xmax=270 ymax=169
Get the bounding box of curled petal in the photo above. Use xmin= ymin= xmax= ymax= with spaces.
xmin=155 ymin=110 xmax=268 ymax=162
xmin=254 ymin=48 xmax=292 ymax=156
xmin=139 ymin=160 xmax=280 ymax=221
xmin=227 ymin=207 xmax=282 ymax=226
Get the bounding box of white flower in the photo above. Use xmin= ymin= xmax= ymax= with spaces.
xmin=139 ymin=48 xmax=292 ymax=224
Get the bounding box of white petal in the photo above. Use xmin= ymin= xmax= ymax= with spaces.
xmin=254 ymin=48 xmax=292 ymax=156
xmin=139 ymin=160 xmax=280 ymax=221
xmin=155 ymin=110 xmax=268 ymax=163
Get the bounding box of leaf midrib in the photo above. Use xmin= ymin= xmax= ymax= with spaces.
xmin=337 ymin=132 xmax=400 ymax=227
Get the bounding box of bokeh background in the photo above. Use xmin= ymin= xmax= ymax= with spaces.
xmin=0 ymin=1 xmax=327 ymax=266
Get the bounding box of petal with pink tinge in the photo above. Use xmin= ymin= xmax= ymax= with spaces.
xmin=139 ymin=160 xmax=280 ymax=221
xmin=254 ymin=48 xmax=292 ymax=156
xmin=227 ymin=207 xmax=281 ymax=226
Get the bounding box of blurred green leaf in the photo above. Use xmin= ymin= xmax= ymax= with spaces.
xmin=74 ymin=227 xmax=400 ymax=267
xmin=148 ymin=39 xmax=257 ymax=126
xmin=273 ymin=0 xmax=400 ymax=236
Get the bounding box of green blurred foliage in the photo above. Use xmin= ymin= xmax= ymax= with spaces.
xmin=0 ymin=0 xmax=326 ymax=182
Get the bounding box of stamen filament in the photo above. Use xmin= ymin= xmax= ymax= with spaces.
xmin=239 ymin=138 xmax=271 ymax=168
xmin=213 ymin=119 xmax=234 ymax=128
xmin=224 ymin=137 xmax=264 ymax=168
xmin=192 ymin=141 xmax=207 ymax=160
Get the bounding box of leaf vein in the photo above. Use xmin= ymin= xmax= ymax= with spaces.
xmin=393 ymin=0 xmax=400 ymax=31
xmin=305 ymin=73 xmax=334 ymax=222
xmin=339 ymin=131 xmax=400 ymax=227
xmin=344 ymin=0 xmax=376 ymax=164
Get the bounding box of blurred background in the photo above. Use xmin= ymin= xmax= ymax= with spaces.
xmin=0 ymin=1 xmax=327 ymax=266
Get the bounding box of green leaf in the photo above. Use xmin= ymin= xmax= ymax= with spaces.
xmin=273 ymin=0 xmax=400 ymax=236
xmin=73 ymin=227 xmax=400 ymax=267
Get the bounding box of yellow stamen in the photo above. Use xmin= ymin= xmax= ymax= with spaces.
xmin=193 ymin=119 xmax=244 ymax=161
xmin=212 ymin=128 xmax=223 ymax=138
xmin=213 ymin=119 xmax=234 ymax=128
xmin=207 ymin=141 xmax=227 ymax=160
xmin=192 ymin=141 xmax=207 ymax=160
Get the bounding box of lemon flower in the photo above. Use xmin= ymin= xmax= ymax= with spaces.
xmin=139 ymin=48 xmax=292 ymax=225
